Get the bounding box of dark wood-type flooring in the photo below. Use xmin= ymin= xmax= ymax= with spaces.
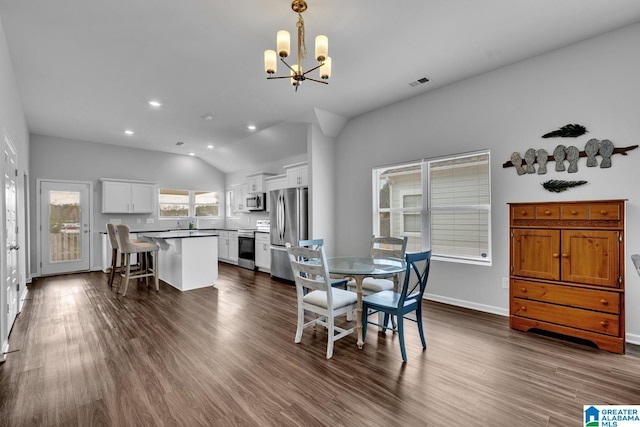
xmin=1 ymin=263 xmax=639 ymax=426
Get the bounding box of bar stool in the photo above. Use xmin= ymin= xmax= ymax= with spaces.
xmin=115 ymin=224 xmax=159 ymax=296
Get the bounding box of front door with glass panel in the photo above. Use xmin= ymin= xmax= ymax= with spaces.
xmin=40 ymin=181 xmax=90 ymax=275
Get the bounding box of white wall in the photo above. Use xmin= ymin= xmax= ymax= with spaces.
xmin=0 ymin=16 xmax=30 ymax=355
xmin=29 ymin=134 xmax=225 ymax=273
xmin=308 ymin=123 xmax=338 ymax=256
xmin=334 ymin=23 xmax=640 ymax=343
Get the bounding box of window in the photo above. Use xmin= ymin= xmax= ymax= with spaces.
xmin=375 ymin=162 xmax=422 ymax=253
xmin=159 ymin=188 xmax=220 ymax=218
xmin=159 ymin=189 xmax=190 ymax=217
xmin=194 ymin=191 xmax=219 ymax=217
xmin=373 ymin=150 xmax=491 ymax=265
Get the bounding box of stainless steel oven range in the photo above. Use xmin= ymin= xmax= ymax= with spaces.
xmin=237 ymin=229 xmax=256 ymax=270
xmin=237 ymin=219 xmax=270 ymax=270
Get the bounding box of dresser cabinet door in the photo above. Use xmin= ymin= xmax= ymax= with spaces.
xmin=561 ymin=230 xmax=620 ymax=287
xmin=512 ymin=229 xmax=560 ymax=280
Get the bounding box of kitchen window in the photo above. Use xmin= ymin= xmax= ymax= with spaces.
xmin=373 ymin=150 xmax=491 ymax=265
xmin=159 ymin=188 xmax=220 ymax=218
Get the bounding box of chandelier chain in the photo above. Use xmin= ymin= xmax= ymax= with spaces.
xmin=297 ymin=13 xmax=307 ymax=65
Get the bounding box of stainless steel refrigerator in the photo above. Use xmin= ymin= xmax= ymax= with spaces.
xmin=270 ymin=187 xmax=308 ymax=281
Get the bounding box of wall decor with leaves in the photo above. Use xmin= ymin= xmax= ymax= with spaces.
xmin=502 ymin=123 xmax=637 ymax=175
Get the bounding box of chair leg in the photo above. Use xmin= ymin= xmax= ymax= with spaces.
xmin=153 ymin=250 xmax=159 ymax=292
xmin=326 ymin=314 xmax=335 ymax=359
xmin=417 ymin=306 xmax=427 ymax=349
xmin=398 ymin=314 xmax=407 ymax=362
xmin=121 ymin=254 xmax=132 ymax=296
xmin=108 ymin=248 xmax=117 ymax=287
xmin=361 ymin=306 xmax=368 ymax=342
xmin=295 ymin=304 xmax=304 ymax=343
xmin=382 ymin=313 xmax=391 ymax=333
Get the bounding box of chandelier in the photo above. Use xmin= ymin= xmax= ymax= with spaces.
xmin=263 ymin=0 xmax=331 ymax=91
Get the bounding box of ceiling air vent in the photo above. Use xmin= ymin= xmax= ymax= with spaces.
xmin=408 ymin=77 xmax=430 ymax=87
xmin=175 ymin=141 xmax=185 ymax=146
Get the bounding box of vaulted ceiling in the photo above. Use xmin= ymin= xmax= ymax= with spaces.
xmin=2 ymin=0 xmax=640 ymax=172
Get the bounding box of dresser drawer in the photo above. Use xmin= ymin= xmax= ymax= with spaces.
xmin=561 ymin=204 xmax=588 ymax=219
xmin=511 ymin=280 xmax=620 ymax=314
xmin=589 ymin=204 xmax=621 ymax=220
xmin=512 ymin=205 xmax=535 ymax=220
xmin=535 ymin=205 xmax=560 ymax=219
xmin=511 ymin=298 xmax=619 ymax=336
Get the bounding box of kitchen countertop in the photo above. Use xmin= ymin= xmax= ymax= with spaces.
xmin=100 ymin=227 xmax=235 ymax=234
xmin=140 ymin=231 xmax=219 ymax=239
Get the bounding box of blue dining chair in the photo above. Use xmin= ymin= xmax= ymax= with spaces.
xmin=298 ymin=239 xmax=348 ymax=289
xmin=361 ymin=250 xmax=432 ymax=362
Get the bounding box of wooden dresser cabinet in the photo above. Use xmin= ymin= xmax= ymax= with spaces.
xmin=509 ymin=200 xmax=625 ymax=353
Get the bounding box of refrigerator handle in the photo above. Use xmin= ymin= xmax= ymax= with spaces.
xmin=278 ymin=192 xmax=285 ymax=241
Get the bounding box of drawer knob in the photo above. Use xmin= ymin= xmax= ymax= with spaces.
xmin=561 ymin=253 xmax=569 ymax=258
xmin=544 ymin=210 xmax=551 ymax=215
xmin=521 ymin=287 xmax=527 ymax=293
xmin=521 ymin=211 xmax=527 ymax=216
xmin=552 ymin=253 xmax=559 ymax=258
xmin=600 ymin=299 xmax=608 ymax=305
xmin=520 ymin=306 xmax=527 ymax=312
xmin=600 ymin=320 xmax=609 ymax=327
xmin=600 ymin=210 xmax=608 ymax=215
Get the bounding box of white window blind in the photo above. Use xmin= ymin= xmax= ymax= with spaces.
xmin=428 ymin=153 xmax=491 ymax=263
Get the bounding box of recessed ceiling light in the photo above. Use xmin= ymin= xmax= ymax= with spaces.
xmin=247 ymin=125 xmax=257 ymax=131
xmin=124 ymin=129 xmax=134 ymax=135
xmin=148 ymin=100 xmax=162 ymax=107
xmin=207 ymin=144 xmax=214 ymax=149
xmin=189 ymin=152 xmax=195 ymax=156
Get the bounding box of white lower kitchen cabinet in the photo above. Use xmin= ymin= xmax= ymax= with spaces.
xmin=255 ymin=232 xmax=270 ymax=272
xmin=217 ymin=230 xmax=238 ymax=264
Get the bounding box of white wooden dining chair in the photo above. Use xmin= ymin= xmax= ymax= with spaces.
xmin=286 ymin=243 xmax=358 ymax=359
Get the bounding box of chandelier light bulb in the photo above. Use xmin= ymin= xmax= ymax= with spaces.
xmin=320 ymin=56 xmax=332 ymax=80
xmin=264 ymin=50 xmax=277 ymax=74
xmin=277 ymin=30 xmax=290 ymax=58
xmin=315 ymin=35 xmax=328 ymax=62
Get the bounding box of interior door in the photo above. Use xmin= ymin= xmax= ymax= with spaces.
xmin=4 ymin=136 xmax=19 ymax=331
xmin=40 ymin=181 xmax=91 ymax=275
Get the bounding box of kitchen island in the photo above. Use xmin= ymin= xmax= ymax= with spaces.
xmin=139 ymin=231 xmax=218 ymax=291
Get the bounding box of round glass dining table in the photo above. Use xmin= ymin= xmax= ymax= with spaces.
xmin=327 ymin=256 xmax=406 ymax=348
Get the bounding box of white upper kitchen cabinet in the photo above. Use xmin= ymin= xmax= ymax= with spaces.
xmin=284 ymin=162 xmax=308 ymax=187
xmin=246 ymin=172 xmax=276 ymax=194
xmin=101 ymin=179 xmax=156 ymax=213
xmin=232 ymin=183 xmax=247 ymax=213
xmin=264 ymin=174 xmax=287 ymax=212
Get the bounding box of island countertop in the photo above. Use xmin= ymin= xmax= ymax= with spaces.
xmin=140 ymin=231 xmax=219 ymax=239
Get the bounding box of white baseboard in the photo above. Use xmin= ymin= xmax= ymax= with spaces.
xmin=423 ymin=293 xmax=509 ymax=317
xmin=625 ymin=332 xmax=640 ymax=346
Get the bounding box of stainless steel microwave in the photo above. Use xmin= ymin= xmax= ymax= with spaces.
xmin=246 ymin=193 xmax=266 ymax=211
